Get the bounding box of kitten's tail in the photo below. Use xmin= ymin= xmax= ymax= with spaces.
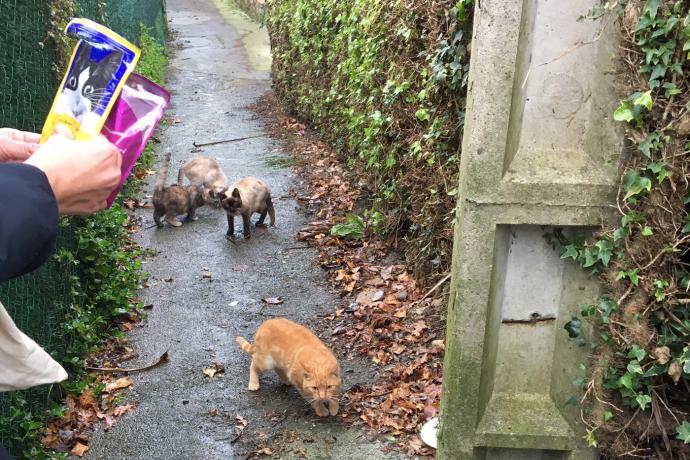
xmin=236 ymin=336 xmax=254 ymax=355
xmin=176 ymin=164 xmax=185 ymax=186
xmin=155 ymin=149 xmax=172 ymax=193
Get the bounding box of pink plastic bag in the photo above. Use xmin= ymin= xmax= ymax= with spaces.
xmin=102 ymin=73 xmax=170 ymax=207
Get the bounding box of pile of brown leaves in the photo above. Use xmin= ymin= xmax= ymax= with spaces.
xmin=42 ymin=334 xmax=141 ymax=457
xmin=254 ymin=94 xmax=447 ymax=456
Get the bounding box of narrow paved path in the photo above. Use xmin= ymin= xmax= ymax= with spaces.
xmin=86 ymin=0 xmax=396 ymax=459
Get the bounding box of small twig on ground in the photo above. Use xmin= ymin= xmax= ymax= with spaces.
xmin=86 ymin=350 xmax=170 ymax=373
xmin=419 ymin=272 xmax=451 ymax=301
xmin=193 ymin=134 xmax=267 ymax=148
xmin=271 ymin=410 xmax=289 ymax=427
xmin=230 ymin=430 xmax=244 ymax=444
xmin=283 ymin=245 xmax=311 ymax=251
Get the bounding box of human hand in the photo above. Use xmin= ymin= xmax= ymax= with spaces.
xmin=0 ymin=128 xmax=41 ymax=163
xmin=25 ymin=134 xmax=122 ymax=214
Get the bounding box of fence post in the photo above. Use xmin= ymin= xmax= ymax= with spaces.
xmin=438 ymin=0 xmax=623 ymax=458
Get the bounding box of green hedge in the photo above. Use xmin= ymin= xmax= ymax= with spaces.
xmin=265 ymin=0 xmax=473 ymax=277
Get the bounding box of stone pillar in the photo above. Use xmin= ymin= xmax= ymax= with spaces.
xmin=438 ymin=0 xmax=622 ymax=459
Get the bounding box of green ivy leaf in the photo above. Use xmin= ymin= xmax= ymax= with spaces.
xmin=613 ymin=100 xmax=635 ymax=122
xmin=385 ymin=154 xmax=396 ymax=168
xmin=633 ymin=90 xmax=653 ymax=110
xmin=677 ymin=421 xmax=690 ymax=444
xmin=618 ymin=372 xmax=634 ymax=390
xmin=641 ymin=226 xmax=653 ymax=236
xmin=603 ymin=411 xmax=614 ymax=422
xmin=330 ymin=215 xmax=365 ymax=240
xmin=415 ymin=108 xmax=430 ymax=121
xmin=644 ymin=0 xmax=660 ymax=20
xmin=560 ymin=244 xmax=579 ymax=260
xmin=564 ymin=317 xmax=582 ymax=338
xmin=635 ymin=394 xmax=652 ymax=410
xmin=595 ymin=239 xmax=613 ymax=266
xmin=580 ymin=303 xmax=596 ymax=317
xmin=627 ymin=360 xmax=644 ymax=375
xmin=628 ymin=344 xmax=647 ymax=361
xmin=622 ymin=170 xmax=652 ymax=200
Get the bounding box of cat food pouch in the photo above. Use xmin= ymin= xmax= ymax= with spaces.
xmin=103 ymin=73 xmax=171 ymax=207
xmin=41 ymin=18 xmax=141 ymax=142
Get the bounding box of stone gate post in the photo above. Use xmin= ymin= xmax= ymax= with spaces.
xmin=438 ymin=0 xmax=623 ymax=458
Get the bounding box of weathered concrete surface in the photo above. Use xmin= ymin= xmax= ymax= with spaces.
xmin=85 ymin=1 xmax=397 ymax=458
xmin=438 ymin=0 xmax=622 ymax=458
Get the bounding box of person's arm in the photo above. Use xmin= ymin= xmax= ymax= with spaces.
xmin=0 ymin=163 xmax=59 ymax=282
xmin=0 ymin=128 xmax=121 ymax=281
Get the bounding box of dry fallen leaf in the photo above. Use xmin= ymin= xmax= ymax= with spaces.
xmin=235 ymin=415 xmax=248 ymax=427
xmin=356 ymin=288 xmax=385 ymax=307
xmin=261 ymin=297 xmax=284 ymax=305
xmin=105 ymin=377 xmax=133 ymax=393
xmin=203 ymin=362 xmax=225 ymax=378
xmin=669 ymin=361 xmax=682 ymax=384
xmin=113 ymin=404 xmax=135 ymax=417
xmin=653 ymin=346 xmax=671 ymax=365
xmin=71 ymin=442 xmax=89 ymax=457
xmin=257 ymin=447 xmax=273 ymax=455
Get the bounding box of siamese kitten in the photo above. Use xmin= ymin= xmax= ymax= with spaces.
xmin=220 ymin=177 xmax=275 ymax=239
xmin=153 ymin=151 xmax=211 ymax=227
xmin=177 ymin=157 xmax=228 ymax=198
xmin=237 ymin=318 xmax=342 ymax=417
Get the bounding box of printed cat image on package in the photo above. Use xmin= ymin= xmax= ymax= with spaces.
xmin=41 ymin=18 xmax=141 ymax=142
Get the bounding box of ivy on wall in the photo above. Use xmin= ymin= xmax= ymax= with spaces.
xmin=558 ymin=1 xmax=690 ymax=456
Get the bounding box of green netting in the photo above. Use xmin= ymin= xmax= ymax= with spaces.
xmin=0 ymin=1 xmax=59 ymax=132
xmin=0 ymin=0 xmax=166 ymax=455
xmin=80 ymin=0 xmax=168 ymax=46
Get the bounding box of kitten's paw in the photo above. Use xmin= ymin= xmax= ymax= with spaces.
xmin=247 ymin=382 xmax=260 ymax=391
xmin=167 ymin=219 xmax=183 ymax=227
xmin=255 ymin=222 xmax=267 ymax=228
xmin=191 ymin=216 xmax=199 ymax=221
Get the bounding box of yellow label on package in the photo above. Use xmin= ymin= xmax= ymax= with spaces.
xmin=41 ymin=18 xmax=141 ymax=142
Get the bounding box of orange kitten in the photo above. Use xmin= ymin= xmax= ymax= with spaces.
xmin=236 ymin=318 xmax=341 ymax=417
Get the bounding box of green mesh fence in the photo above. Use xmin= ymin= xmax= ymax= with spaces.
xmin=0 ymin=0 xmax=166 ymax=455
xmin=80 ymin=0 xmax=168 ymax=46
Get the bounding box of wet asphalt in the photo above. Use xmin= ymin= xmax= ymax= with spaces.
xmin=84 ymin=0 xmax=399 ymax=459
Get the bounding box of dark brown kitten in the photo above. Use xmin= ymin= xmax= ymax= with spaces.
xmin=220 ymin=177 xmax=275 ymax=239
xmin=153 ymin=150 xmax=210 ymax=227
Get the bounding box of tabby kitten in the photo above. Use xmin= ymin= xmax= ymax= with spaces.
xmin=236 ymin=318 xmax=341 ymax=417
xmin=153 ymin=151 xmax=210 ymax=227
xmin=177 ymin=157 xmax=228 ymax=198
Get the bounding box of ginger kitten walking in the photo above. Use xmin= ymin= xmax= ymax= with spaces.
xmin=236 ymin=318 xmax=341 ymax=417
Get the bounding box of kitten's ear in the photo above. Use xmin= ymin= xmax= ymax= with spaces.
xmin=232 ymin=188 xmax=241 ymax=199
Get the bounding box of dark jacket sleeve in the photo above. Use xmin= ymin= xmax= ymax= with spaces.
xmin=0 ymin=163 xmax=59 ymax=282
